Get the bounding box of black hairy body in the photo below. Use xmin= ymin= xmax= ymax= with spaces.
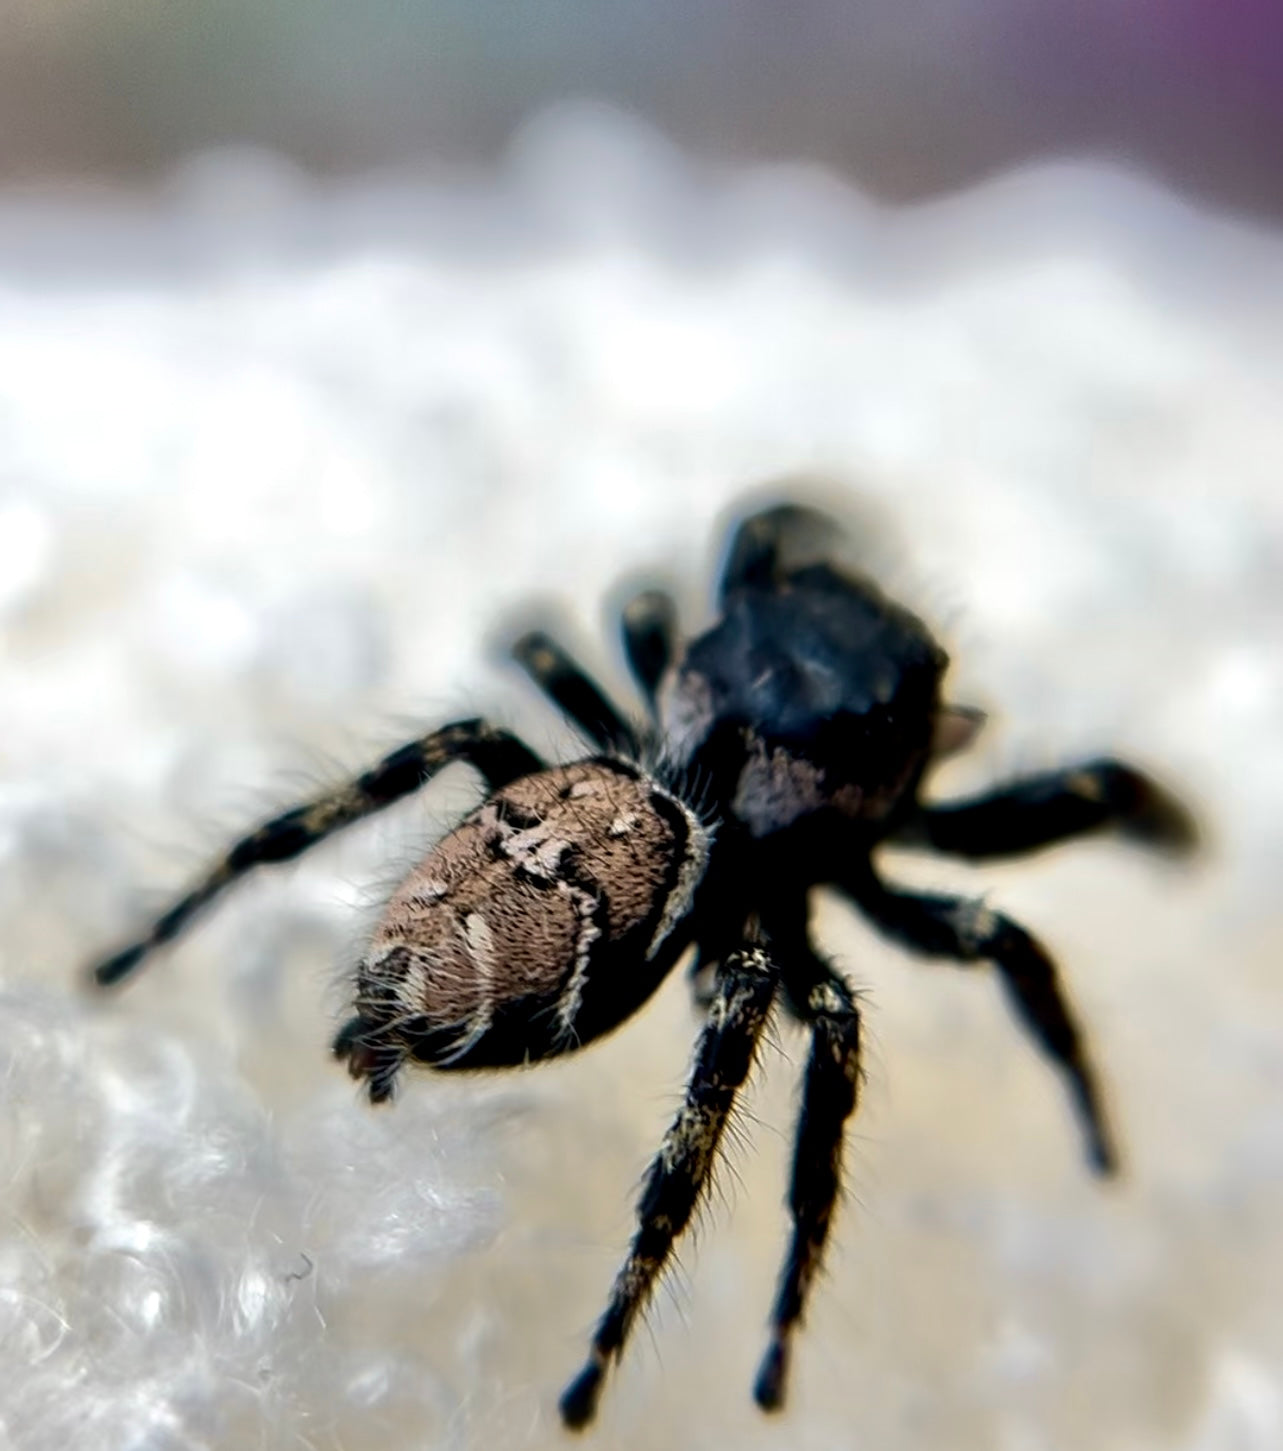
xmin=90 ymin=502 xmax=1196 ymax=1427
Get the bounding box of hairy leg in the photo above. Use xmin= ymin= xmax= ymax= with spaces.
xmin=619 ymin=589 xmax=677 ymax=718
xmin=90 ymin=719 xmax=543 ymax=987
xmin=896 ymin=759 xmax=1197 ymax=859
xmin=756 ymin=951 xmax=862 ymax=1410
xmin=844 ymin=868 xmax=1117 ymax=1174
xmin=510 ymin=629 xmax=640 ymax=756
xmin=560 ymin=934 xmax=778 ymax=1429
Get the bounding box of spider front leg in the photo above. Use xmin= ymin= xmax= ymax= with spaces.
xmin=756 ymin=952 xmax=862 ymax=1411
xmin=896 ymin=758 xmax=1197 ymax=859
xmin=619 ymin=589 xmax=678 ymax=719
xmin=844 ymin=867 xmax=1117 ymax=1174
xmin=510 ymin=629 xmax=640 ymax=756
xmin=719 ymin=502 xmax=835 ymax=598
xmin=90 ymin=719 xmax=543 ymax=987
xmin=560 ymin=932 xmax=779 ymax=1430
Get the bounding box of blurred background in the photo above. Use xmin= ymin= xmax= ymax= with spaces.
xmin=4 ymin=0 xmax=1283 ymax=219
xmin=2 ymin=6 xmax=1282 ymax=1451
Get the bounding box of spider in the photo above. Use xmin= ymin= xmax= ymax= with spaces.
xmin=90 ymin=501 xmax=1196 ymax=1428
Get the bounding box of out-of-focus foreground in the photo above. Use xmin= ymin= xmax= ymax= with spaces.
xmin=1 ymin=12 xmax=1282 ymax=1451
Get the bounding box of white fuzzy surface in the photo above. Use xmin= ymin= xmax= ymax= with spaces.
xmin=2 ymin=109 xmax=1282 ymax=1451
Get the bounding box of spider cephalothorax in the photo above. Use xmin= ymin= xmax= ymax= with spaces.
xmin=91 ymin=501 xmax=1196 ymax=1428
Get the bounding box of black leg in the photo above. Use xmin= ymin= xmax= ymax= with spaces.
xmin=844 ymin=868 xmax=1117 ymax=1175
xmin=90 ymin=719 xmax=543 ymax=988
xmin=895 ymin=759 xmax=1197 ymax=859
xmin=619 ymin=589 xmax=677 ymax=718
xmin=720 ymin=502 xmax=834 ymax=599
xmin=560 ymin=933 xmax=779 ymax=1429
xmin=756 ymin=951 xmax=862 ymax=1411
xmin=510 ymin=629 xmax=640 ymax=756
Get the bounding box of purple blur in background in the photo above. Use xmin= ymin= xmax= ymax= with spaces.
xmin=0 ymin=2 xmax=1281 ymax=216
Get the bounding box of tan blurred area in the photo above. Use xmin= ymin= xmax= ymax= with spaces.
xmin=3 ymin=0 xmax=1283 ymax=219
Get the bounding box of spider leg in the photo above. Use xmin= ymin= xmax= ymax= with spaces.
xmin=510 ymin=629 xmax=640 ymax=756
xmin=843 ymin=866 xmax=1117 ymax=1174
xmin=619 ymin=589 xmax=677 ymax=719
xmin=720 ymin=502 xmax=835 ymax=599
xmin=755 ymin=940 xmax=862 ymax=1411
xmin=90 ymin=719 xmax=543 ymax=988
xmin=560 ymin=931 xmax=779 ymax=1429
xmin=895 ymin=758 xmax=1197 ymax=859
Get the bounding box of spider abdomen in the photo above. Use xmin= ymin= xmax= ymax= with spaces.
xmin=338 ymin=760 xmax=709 ymax=1095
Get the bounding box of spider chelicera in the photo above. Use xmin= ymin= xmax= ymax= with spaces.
xmin=90 ymin=501 xmax=1196 ymax=1427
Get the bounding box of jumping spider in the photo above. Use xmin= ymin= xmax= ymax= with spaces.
xmin=91 ymin=502 xmax=1196 ymax=1427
